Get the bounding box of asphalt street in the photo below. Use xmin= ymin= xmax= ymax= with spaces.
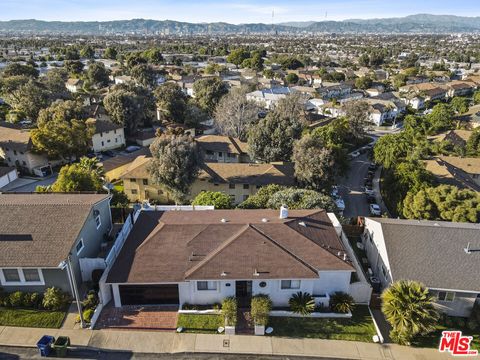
xmin=0 ymin=346 xmax=340 ymax=360
xmin=337 ymin=152 xmax=374 ymax=218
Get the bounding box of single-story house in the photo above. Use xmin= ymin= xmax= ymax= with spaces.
xmin=0 ymin=193 xmax=112 ymax=295
xmin=105 ymin=209 xmax=357 ymax=308
xmin=362 ymin=217 xmax=480 ymax=317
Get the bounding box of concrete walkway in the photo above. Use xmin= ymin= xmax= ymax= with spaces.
xmin=0 ymin=326 xmax=451 ymax=359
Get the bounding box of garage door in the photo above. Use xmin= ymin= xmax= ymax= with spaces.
xmin=119 ymin=284 xmax=179 ymax=305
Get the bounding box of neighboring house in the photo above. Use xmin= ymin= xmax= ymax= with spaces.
xmin=424 ymin=156 xmax=480 ymax=192
xmin=0 ymin=193 xmax=112 ymax=295
xmin=65 ymin=78 xmax=84 ymax=93
xmin=0 ymin=122 xmax=60 ymax=176
xmin=114 ymin=75 xmax=133 ymax=85
xmin=121 ymin=156 xmax=295 ymax=205
xmin=446 ymin=81 xmax=477 ymax=98
xmin=399 ymin=83 xmax=448 ymax=103
xmin=0 ymin=166 xmax=18 ymax=189
xmin=86 ymin=119 xmax=125 ymax=153
xmin=196 ymin=135 xmax=251 ymax=163
xmin=105 ymin=209 xmax=358 ymax=308
xmin=246 ymin=87 xmax=292 ymax=109
xmin=362 ymin=217 xmax=480 ymax=317
xmin=317 ymin=83 xmax=352 ymax=100
xmin=132 ymin=128 xmax=157 ymax=147
xmin=429 ymin=130 xmax=472 ymax=149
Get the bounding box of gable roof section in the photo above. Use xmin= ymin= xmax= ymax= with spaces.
xmin=368 ymin=218 xmax=480 ymax=292
xmin=196 ymin=135 xmax=248 ymax=155
xmin=0 ymin=122 xmax=32 ymax=152
xmin=107 ymin=209 xmax=354 ymax=284
xmin=0 ymin=193 xmax=110 ymax=267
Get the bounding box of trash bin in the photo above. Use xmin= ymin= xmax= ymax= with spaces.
xmin=37 ymin=335 xmax=55 ymax=357
xmin=53 ymin=336 xmax=70 ymax=357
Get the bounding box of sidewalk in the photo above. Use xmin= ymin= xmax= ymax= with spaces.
xmin=0 ymin=326 xmax=451 ymax=359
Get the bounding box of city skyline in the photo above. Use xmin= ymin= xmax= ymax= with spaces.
xmin=1 ymin=0 xmax=480 ymax=24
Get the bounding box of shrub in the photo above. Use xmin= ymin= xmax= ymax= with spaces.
xmin=445 ymin=316 xmax=454 ymax=327
xmin=251 ymin=294 xmax=272 ymax=326
xmin=83 ymin=308 xmax=95 ymax=323
xmin=329 ymin=292 xmax=355 ymax=314
xmin=222 ymin=297 xmax=237 ymax=326
xmin=42 ymin=287 xmax=70 ymax=311
xmin=455 ymin=317 xmax=466 ymax=328
xmin=81 ymin=291 xmax=98 ymax=310
xmin=288 ymin=292 xmax=315 ymax=316
xmin=22 ymin=292 xmax=41 ymax=308
xmin=8 ymin=291 xmax=24 ymax=308
xmin=467 ymin=319 xmax=478 ymax=331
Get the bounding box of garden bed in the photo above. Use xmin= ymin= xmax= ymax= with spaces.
xmin=266 ymin=305 xmax=376 ymax=342
xmin=176 ymin=314 xmax=224 ymax=334
xmin=269 ymin=310 xmax=352 ymax=318
xmin=0 ymin=307 xmax=67 ymax=328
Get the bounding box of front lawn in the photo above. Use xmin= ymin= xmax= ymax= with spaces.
xmin=413 ymin=323 xmax=480 ymax=351
xmin=177 ymin=314 xmax=223 ymax=334
xmin=0 ymin=307 xmax=67 ymax=328
xmin=267 ymin=305 xmax=376 ymax=342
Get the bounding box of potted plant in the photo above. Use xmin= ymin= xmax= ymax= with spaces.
xmin=251 ymin=294 xmax=272 ymax=335
xmin=288 ymin=292 xmax=315 ymax=316
xmin=222 ymin=297 xmax=237 ymax=335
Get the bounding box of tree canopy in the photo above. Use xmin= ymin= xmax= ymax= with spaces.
xmin=191 ymin=191 xmax=232 ymax=209
xmin=51 ymin=157 xmax=103 ymax=192
xmin=192 ymin=77 xmax=229 ymax=115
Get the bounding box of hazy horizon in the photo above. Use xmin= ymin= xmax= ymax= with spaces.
xmin=1 ymin=0 xmax=480 ymax=24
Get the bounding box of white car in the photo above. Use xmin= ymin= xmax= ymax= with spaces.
xmin=369 ymin=204 xmax=381 ymax=216
xmin=335 ymin=198 xmax=345 ymax=212
xmin=364 ymin=187 xmax=375 ymax=196
xmin=350 ymin=151 xmax=361 ymax=158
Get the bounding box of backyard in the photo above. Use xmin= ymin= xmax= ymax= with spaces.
xmin=176 ymin=314 xmax=224 ymax=334
xmin=267 ymin=305 xmax=377 ymax=342
xmin=0 ymin=308 xmax=67 ymax=328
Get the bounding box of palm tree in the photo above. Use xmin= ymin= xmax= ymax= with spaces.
xmin=289 ymin=292 xmax=315 ymax=316
xmin=381 ymin=280 xmax=439 ymax=345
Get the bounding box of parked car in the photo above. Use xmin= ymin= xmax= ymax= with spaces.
xmin=350 ymin=151 xmax=361 ymax=158
xmin=369 ymin=204 xmax=381 ymax=216
xmin=125 ymin=145 xmax=141 ymax=153
xmin=365 ymin=187 xmax=375 ymax=196
xmin=331 ymin=185 xmax=339 ymax=198
xmin=368 ymin=163 xmax=377 ymax=171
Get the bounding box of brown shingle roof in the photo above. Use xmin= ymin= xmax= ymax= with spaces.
xmin=106 ymin=210 xmax=354 ymax=284
xmin=196 ymin=135 xmax=249 ymax=155
xmin=0 ymin=122 xmax=32 ymax=152
xmin=0 ymin=193 xmax=109 ymax=267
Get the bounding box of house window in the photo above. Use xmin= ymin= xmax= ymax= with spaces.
xmin=107 ymin=139 xmax=111 ymax=143
xmin=101 ymin=141 xmax=104 ymax=147
xmin=243 ymin=184 xmax=249 ymax=189
xmin=95 ymin=215 xmax=101 ymax=229
xmin=142 ymin=179 xmax=148 ymax=185
xmin=2 ymin=269 xmax=20 ymax=282
xmin=131 ymin=189 xmax=138 ymax=195
xmin=22 ymin=161 xmax=26 ymax=166
xmin=229 ymin=184 xmax=235 ymax=189
xmin=228 ymin=153 xmax=235 ymax=158
xmin=130 ymin=178 xmax=136 ymax=183
xmin=206 ymin=150 xmax=214 ymax=155
xmin=76 ymin=239 xmax=85 ymax=255
xmin=114 ymin=130 xmax=117 ymax=134
xmin=438 ymin=291 xmax=455 ymax=302
xmin=281 ymin=280 xmax=301 ymax=289
xmin=381 ymin=265 xmax=387 ymax=278
xmin=197 ymin=281 xmax=217 ymax=291
xmin=23 ymin=269 xmax=41 ymax=282
xmin=218 ymin=152 xmax=223 ymax=157
xmin=214 ymin=183 xmax=219 ymax=186
xmin=13 ymin=150 xmax=17 ymax=155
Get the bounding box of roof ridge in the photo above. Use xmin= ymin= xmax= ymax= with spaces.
xmin=249 ymin=224 xmax=319 ymax=276
xmin=227 ymin=136 xmax=243 ymax=155
xmin=184 ymin=224 xmax=250 ymax=279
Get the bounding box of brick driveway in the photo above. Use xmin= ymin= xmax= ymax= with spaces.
xmin=96 ymin=305 xmax=178 ymax=330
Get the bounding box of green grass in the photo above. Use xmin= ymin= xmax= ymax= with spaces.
xmin=0 ymin=307 xmax=67 ymax=328
xmin=413 ymin=324 xmax=480 ymax=351
xmin=267 ymin=305 xmax=377 ymax=342
xmin=177 ymin=314 xmax=224 ymax=334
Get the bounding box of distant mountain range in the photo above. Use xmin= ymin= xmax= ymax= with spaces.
xmin=1 ymin=14 xmax=480 ymax=35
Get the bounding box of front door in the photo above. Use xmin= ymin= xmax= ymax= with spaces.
xmin=235 ymin=281 xmax=252 ymax=307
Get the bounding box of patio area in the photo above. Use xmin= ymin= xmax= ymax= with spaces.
xmin=95 ymin=305 xmax=178 ymax=331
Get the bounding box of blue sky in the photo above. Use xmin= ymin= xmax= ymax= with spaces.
xmin=1 ymin=0 xmax=480 ymax=23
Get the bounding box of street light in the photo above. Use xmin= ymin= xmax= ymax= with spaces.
xmin=58 ymin=255 xmax=85 ymax=328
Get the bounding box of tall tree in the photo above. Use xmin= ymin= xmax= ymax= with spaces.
xmin=154 ymin=82 xmax=188 ymax=123
xmin=227 ymin=48 xmax=250 ymax=68
xmin=344 ymin=100 xmax=372 ymax=139
xmin=427 ymin=103 xmax=454 ymax=133
xmin=86 ymin=62 xmax=110 ymax=88
xmin=131 ymin=64 xmax=157 ymax=88
xmin=148 ymin=134 xmax=202 ymax=203
xmin=248 ymin=94 xmax=304 ymax=162
xmin=104 ymin=47 xmax=118 ymax=60
xmin=292 ymin=134 xmax=336 ymax=191
xmin=382 ymin=280 xmax=439 ymax=345
xmin=213 ymin=86 xmax=260 ymax=141
xmin=192 ymin=77 xmax=228 ymax=115
xmin=8 ymin=80 xmax=50 ymax=121
xmin=2 ymin=63 xmax=38 ymax=78
xmin=466 ymin=128 xmax=480 ymax=156
xmin=51 ymin=157 xmax=104 ymax=192
xmin=31 ymin=100 xmax=94 ymax=159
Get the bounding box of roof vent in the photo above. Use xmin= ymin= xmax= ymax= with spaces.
xmin=261 ymin=218 xmax=268 ymax=223
xmin=253 ymin=269 xmax=260 ymax=277
xmin=279 ymin=205 xmax=289 ymax=219
xmin=220 ymin=218 xmax=228 ymax=223
xmin=299 ymin=221 xmax=307 ymax=227
xmin=343 ymin=253 xmax=348 ymax=261
xmin=221 ymin=271 xmax=228 ymax=277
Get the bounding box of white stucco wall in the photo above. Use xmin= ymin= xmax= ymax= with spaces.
xmin=0 ymin=169 xmax=18 ymax=188
xmin=91 ymin=129 xmax=125 ymax=153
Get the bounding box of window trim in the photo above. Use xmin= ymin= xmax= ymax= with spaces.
xmin=95 ymin=214 xmax=102 ymax=230
xmin=437 ymin=291 xmax=455 ymax=302
xmin=197 ymin=281 xmax=218 ymax=291
xmin=76 ymin=238 xmax=85 ymax=255
xmin=280 ymin=280 xmax=301 ymax=290
xmin=0 ymin=268 xmax=45 ymax=286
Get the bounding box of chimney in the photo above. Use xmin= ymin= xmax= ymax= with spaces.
xmin=279 ymin=205 xmax=289 ymax=219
